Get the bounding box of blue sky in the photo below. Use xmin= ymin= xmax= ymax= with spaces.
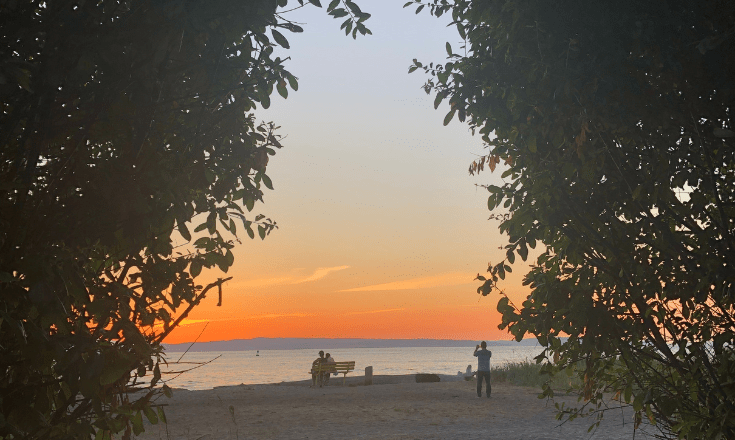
xmin=176 ymin=1 xmax=529 ymax=342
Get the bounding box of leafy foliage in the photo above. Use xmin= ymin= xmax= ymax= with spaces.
xmin=0 ymin=0 xmax=369 ymax=438
xmin=412 ymin=0 xmax=735 ymax=437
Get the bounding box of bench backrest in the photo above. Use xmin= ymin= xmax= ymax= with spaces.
xmin=314 ymin=361 xmax=355 ymax=373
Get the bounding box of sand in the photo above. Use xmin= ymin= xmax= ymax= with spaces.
xmin=135 ymin=375 xmax=656 ymax=439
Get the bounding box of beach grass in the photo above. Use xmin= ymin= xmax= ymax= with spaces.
xmin=491 ymin=361 xmax=581 ymax=391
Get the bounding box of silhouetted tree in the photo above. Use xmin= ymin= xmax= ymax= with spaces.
xmin=411 ymin=0 xmax=734 ymax=437
xmin=0 ymin=0 xmax=369 ymax=438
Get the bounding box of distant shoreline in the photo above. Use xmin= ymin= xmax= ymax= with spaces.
xmin=202 ymin=373 xmax=467 ymax=390
xmin=163 ymin=337 xmax=543 ymax=352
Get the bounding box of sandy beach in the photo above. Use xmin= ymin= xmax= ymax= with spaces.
xmin=135 ymin=374 xmax=654 ymax=439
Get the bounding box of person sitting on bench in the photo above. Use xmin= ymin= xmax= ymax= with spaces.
xmin=311 ymin=351 xmax=325 ymax=388
xmin=322 ymin=352 xmax=336 ymax=385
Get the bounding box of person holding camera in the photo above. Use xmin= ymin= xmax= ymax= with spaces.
xmin=473 ymin=341 xmax=492 ymax=398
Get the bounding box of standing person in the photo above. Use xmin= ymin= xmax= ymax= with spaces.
xmin=311 ymin=350 xmax=325 ymax=388
xmin=473 ymin=341 xmax=492 ymax=398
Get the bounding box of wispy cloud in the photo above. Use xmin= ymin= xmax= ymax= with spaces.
xmin=248 ymin=313 xmax=311 ymax=319
xmin=293 ymin=265 xmax=350 ymax=283
xmin=228 ymin=277 xmax=294 ymax=289
xmin=178 ymin=318 xmax=212 ymax=327
xmin=342 ymin=308 xmax=406 ymax=316
xmin=173 ymin=314 xmax=313 ymax=328
xmin=227 ymin=266 xmax=350 ymax=290
xmin=152 ymin=318 xmax=214 ymax=328
xmin=340 ymin=272 xmax=475 ymax=292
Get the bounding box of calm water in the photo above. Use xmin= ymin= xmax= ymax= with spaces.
xmin=161 ymin=345 xmax=542 ymax=390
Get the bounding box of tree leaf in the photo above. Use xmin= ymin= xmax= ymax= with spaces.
xmin=518 ymin=242 xmax=528 ymax=261
xmin=434 ymin=91 xmax=445 ymax=109
xmin=143 ymin=406 xmax=158 ymax=424
xmin=157 ymin=406 xmax=167 ymax=424
xmin=330 ymin=8 xmax=348 ymax=18
xmin=443 ymin=109 xmax=456 ymax=126
xmin=528 ymin=136 xmax=537 ymax=153
xmin=205 ymin=169 xmax=216 ymax=184
xmin=346 ymin=1 xmax=361 ymax=14
xmin=190 ymin=260 xmax=202 ymax=277
xmin=260 ymin=93 xmax=271 ymax=109
xmin=178 ymin=222 xmax=191 ymax=242
xmin=262 ymin=174 xmax=273 ymax=190
xmin=206 ymin=212 xmax=216 ymax=234
xmin=244 ymin=196 xmax=255 ymax=212
xmin=132 ymin=411 xmax=144 ymax=436
xmin=271 ymin=29 xmax=290 ymax=49
xmin=99 ymin=365 xmax=127 ymax=385
xmin=276 ymin=81 xmax=288 ymax=99
xmin=286 ymin=73 xmax=299 ymax=91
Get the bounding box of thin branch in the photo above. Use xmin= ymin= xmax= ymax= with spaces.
xmin=155 ymin=277 xmax=232 ymax=344
xmin=176 ymin=321 xmax=209 ymax=362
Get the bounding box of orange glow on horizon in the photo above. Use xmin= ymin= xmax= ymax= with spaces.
xmin=160 ymin=269 xmax=531 ymax=344
xmin=155 ymin=218 xmax=539 ymax=344
xmin=162 ymin=307 xmax=510 ymax=344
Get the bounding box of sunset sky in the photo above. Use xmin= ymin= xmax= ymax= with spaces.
xmin=165 ymin=1 xmax=533 ymax=344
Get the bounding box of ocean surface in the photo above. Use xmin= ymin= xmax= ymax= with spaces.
xmin=160 ymin=345 xmax=543 ymax=390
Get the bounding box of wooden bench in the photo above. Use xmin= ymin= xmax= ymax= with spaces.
xmin=309 ymin=361 xmax=355 ymax=386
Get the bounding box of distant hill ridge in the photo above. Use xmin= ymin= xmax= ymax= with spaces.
xmin=163 ymin=337 xmax=541 ymax=352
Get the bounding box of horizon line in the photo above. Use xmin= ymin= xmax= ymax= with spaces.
xmin=163 ymin=336 xmax=534 ymax=346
